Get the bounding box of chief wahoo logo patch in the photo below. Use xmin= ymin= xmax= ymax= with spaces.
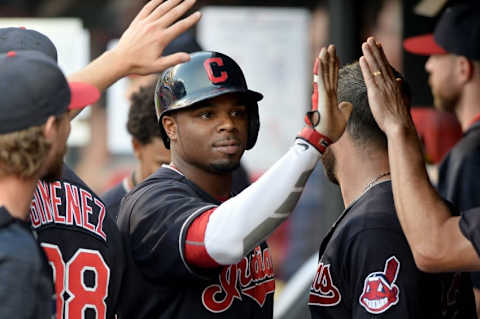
xmin=359 ymin=256 xmax=400 ymax=314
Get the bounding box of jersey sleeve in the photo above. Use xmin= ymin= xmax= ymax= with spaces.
xmin=0 ymin=254 xmax=36 ymax=318
xmin=344 ymin=228 xmax=426 ymax=318
xmin=459 ymin=207 xmax=480 ymax=259
xmin=120 ymin=182 xmax=219 ymax=283
xmin=0 ymin=230 xmax=52 ymax=319
xmin=438 ymin=150 xmax=480 ymax=212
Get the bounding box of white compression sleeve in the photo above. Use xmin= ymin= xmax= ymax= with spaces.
xmin=204 ymin=139 xmax=321 ymax=265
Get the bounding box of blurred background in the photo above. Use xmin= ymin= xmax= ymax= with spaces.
xmin=0 ymin=0 xmax=463 ymax=317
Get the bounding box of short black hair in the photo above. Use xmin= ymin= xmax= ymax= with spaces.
xmin=127 ymin=82 xmax=162 ymax=145
xmin=338 ymin=62 xmax=410 ymax=150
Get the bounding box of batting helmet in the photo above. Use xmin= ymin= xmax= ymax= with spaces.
xmin=155 ymin=51 xmax=263 ymax=149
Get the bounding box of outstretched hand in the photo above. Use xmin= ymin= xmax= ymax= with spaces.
xmin=112 ymin=0 xmax=201 ymax=75
xmin=308 ymin=45 xmax=352 ymax=142
xmin=67 ymin=0 xmax=201 ymax=120
xmin=359 ymin=37 xmax=414 ymax=136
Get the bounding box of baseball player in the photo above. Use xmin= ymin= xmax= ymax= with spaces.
xmin=116 ymin=48 xmax=351 ymax=318
xmin=0 ymin=1 xmax=202 ymax=318
xmin=403 ymin=4 xmax=480 ymax=312
xmin=307 ymin=50 xmax=476 ymax=318
xmin=0 ymin=29 xmax=125 ymax=318
xmin=103 ymin=82 xmax=170 ymax=221
xmin=0 ymin=28 xmax=125 ymax=319
xmin=0 ymin=50 xmax=99 ymax=318
xmin=103 ymin=81 xmax=253 ymax=222
xmin=358 ymin=14 xmax=480 ymax=276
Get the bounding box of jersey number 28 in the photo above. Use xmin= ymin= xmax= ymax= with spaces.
xmin=42 ymin=243 xmax=110 ymax=319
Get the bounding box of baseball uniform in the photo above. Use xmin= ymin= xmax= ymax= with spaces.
xmin=460 ymin=206 xmax=480 ymax=259
xmin=438 ymin=120 xmax=480 ymax=212
xmin=103 ymin=165 xmax=252 ymax=222
xmin=117 ymin=165 xmax=275 ymax=319
xmin=0 ymin=206 xmax=54 ymax=318
xmin=30 ymin=164 xmax=125 ymax=319
xmin=102 ymin=179 xmax=129 ymax=223
xmin=437 ymin=119 xmax=480 ymax=289
xmin=309 ymin=181 xmax=476 ymax=318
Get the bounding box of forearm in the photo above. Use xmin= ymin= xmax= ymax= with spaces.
xmin=203 ymin=139 xmax=320 ymax=265
xmin=67 ymin=50 xmax=128 ymax=120
xmin=68 ymin=50 xmax=127 ymax=93
xmin=387 ymin=125 xmax=475 ymax=271
xmin=186 ymin=44 xmax=345 ymax=267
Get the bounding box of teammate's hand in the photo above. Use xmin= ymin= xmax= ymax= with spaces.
xmin=112 ymin=0 xmax=201 ymax=76
xmin=359 ymin=37 xmax=414 ymax=136
xmin=307 ymin=45 xmax=352 ymax=142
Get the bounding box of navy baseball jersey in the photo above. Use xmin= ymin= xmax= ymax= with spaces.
xmin=309 ymin=181 xmax=476 ymax=318
xmin=460 ymin=207 xmax=480 ymax=258
xmin=102 ymin=180 xmax=128 ymax=222
xmin=117 ymin=166 xmax=275 ymax=319
xmin=437 ymin=120 xmax=480 ymax=288
xmin=0 ymin=206 xmax=54 ymax=318
xmin=30 ymin=164 xmax=125 ymax=319
xmin=438 ymin=121 xmax=480 ymax=212
xmin=103 ymin=165 xmax=252 ymax=222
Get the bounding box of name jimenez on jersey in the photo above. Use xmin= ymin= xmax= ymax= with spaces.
xmin=30 ymin=179 xmax=107 ymax=241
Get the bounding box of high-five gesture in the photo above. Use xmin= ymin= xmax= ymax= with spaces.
xmin=307 ymin=45 xmax=352 ymax=143
xmin=114 ymin=0 xmax=201 ymax=75
xmin=359 ymin=37 xmax=414 ymax=136
xmin=67 ymin=0 xmax=201 ymax=119
xmin=300 ymin=45 xmax=351 ymax=154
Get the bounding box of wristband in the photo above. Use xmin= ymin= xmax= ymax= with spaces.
xmin=297 ymin=126 xmax=332 ymax=154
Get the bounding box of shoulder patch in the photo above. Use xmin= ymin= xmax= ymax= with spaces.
xmin=359 ymin=256 xmax=400 ymax=314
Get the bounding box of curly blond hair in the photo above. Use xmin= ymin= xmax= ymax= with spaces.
xmin=0 ymin=124 xmax=51 ymax=179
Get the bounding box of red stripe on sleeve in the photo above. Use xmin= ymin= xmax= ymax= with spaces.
xmin=185 ymin=208 xmax=220 ymax=268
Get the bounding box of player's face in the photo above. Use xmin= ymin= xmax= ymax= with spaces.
xmin=43 ymin=114 xmax=71 ymax=181
xmin=136 ymin=137 xmax=171 ymax=180
xmin=171 ymin=93 xmax=249 ymax=174
xmin=425 ymin=54 xmax=461 ymax=113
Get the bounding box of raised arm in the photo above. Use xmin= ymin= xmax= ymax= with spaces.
xmin=359 ymin=36 xmax=480 ymax=272
xmin=68 ymin=0 xmax=201 ymax=119
xmin=185 ymin=45 xmax=352 ymax=267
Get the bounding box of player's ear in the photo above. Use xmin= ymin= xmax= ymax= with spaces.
xmin=456 ymin=56 xmax=474 ymax=83
xmin=338 ymin=101 xmax=353 ymax=123
xmin=43 ymin=115 xmax=58 ymax=143
xmin=162 ymin=115 xmax=177 ymax=144
xmin=132 ymin=137 xmax=142 ymax=160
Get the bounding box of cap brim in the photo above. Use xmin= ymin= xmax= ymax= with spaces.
xmin=403 ymin=34 xmax=448 ymax=56
xmin=68 ymin=82 xmax=100 ymax=110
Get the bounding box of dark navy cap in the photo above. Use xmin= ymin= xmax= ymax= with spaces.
xmin=0 ymin=27 xmax=58 ymax=62
xmin=0 ymin=51 xmax=99 ymax=134
xmin=404 ymin=3 xmax=480 ymax=60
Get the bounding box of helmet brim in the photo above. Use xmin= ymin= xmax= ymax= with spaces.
xmin=162 ymin=87 xmax=262 ymax=115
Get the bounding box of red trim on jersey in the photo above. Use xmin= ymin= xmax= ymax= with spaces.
xmin=185 ymin=208 xmax=220 ymax=268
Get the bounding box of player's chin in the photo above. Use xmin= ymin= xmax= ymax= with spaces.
xmin=207 ymin=159 xmax=241 ymax=175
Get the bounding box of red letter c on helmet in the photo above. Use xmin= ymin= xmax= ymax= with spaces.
xmin=204 ymin=57 xmax=228 ymax=84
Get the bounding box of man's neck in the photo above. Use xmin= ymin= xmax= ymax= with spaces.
xmin=336 ymin=147 xmax=390 ymax=208
xmin=455 ymin=81 xmax=480 ymax=131
xmin=0 ymin=175 xmax=38 ymax=221
xmin=171 ymin=157 xmax=233 ymax=200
